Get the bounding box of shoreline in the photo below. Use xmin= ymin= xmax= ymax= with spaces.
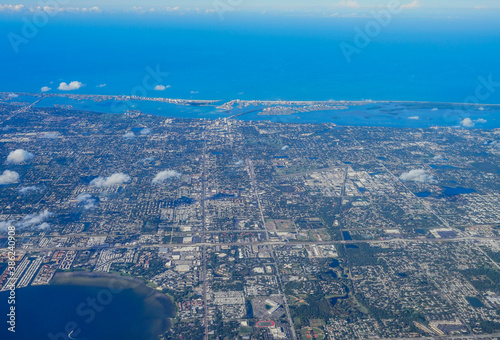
xmin=2 ymin=91 xmax=500 ymax=108
xmin=51 ymin=271 xmax=175 ymax=335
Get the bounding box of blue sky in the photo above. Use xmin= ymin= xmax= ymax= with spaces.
xmin=0 ymin=0 xmax=499 ymax=12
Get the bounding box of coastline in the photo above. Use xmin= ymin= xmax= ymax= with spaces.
xmin=51 ymin=271 xmax=175 ymax=337
xmin=2 ymin=91 xmax=500 ymax=108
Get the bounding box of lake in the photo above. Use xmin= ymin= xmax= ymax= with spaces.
xmin=0 ymin=272 xmax=174 ymax=340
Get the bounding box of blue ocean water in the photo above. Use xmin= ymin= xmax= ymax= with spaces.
xmin=1 ymin=13 xmax=500 ymax=104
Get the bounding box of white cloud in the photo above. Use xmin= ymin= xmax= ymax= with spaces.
xmin=30 ymin=6 xmax=101 ymax=13
xmin=166 ymin=6 xmax=180 ymax=12
xmin=19 ymin=186 xmax=42 ymax=194
xmin=433 ymin=155 xmax=444 ymax=161
xmin=190 ymin=90 xmax=199 ymax=94
xmin=431 ymin=108 xmax=438 ymax=111
xmin=0 ymin=220 xmax=14 ymax=233
xmin=91 ymin=173 xmax=131 ymax=187
xmin=460 ymin=118 xmax=486 ymax=128
xmin=400 ymin=169 xmax=436 ymax=183
xmin=335 ymin=0 xmax=360 ymax=8
xmin=408 ymin=116 xmax=420 ymax=120
xmin=18 ymin=210 xmax=53 ymax=229
xmin=123 ymin=131 xmax=135 ymax=138
xmin=140 ymin=128 xmax=151 ymax=135
xmin=401 ymin=0 xmax=420 ymax=9
xmin=7 ymin=149 xmax=34 ymax=164
xmin=0 ymin=170 xmax=20 ymax=185
xmin=41 ymin=86 xmax=51 ymax=92
xmin=76 ymin=193 xmax=96 ymax=209
xmin=281 ymin=145 xmax=289 ymax=150
xmin=0 ymin=4 xmax=24 ymax=11
xmin=152 ymin=170 xmax=181 ymax=184
xmin=58 ymin=81 xmax=85 ymax=91
xmin=40 ymin=132 xmax=61 ymax=139
xmin=97 ymin=84 xmax=107 ymax=88
xmin=36 ymin=222 xmax=51 ymax=230
xmin=460 ymin=118 xmax=475 ymax=128
xmin=154 ymin=85 xmax=171 ymax=91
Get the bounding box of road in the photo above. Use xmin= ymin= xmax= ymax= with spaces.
xmin=246 ymin=157 xmax=298 ymax=340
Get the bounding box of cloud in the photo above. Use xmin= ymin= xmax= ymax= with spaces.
xmin=36 ymin=222 xmax=51 ymax=230
xmin=123 ymin=131 xmax=135 ymax=138
xmin=190 ymin=90 xmax=199 ymax=94
xmin=18 ymin=210 xmax=53 ymax=229
xmin=41 ymin=86 xmax=51 ymax=92
xmin=91 ymin=173 xmax=131 ymax=187
xmin=433 ymin=155 xmax=444 ymax=162
xmin=0 ymin=4 xmax=24 ymax=11
xmin=29 ymin=6 xmax=101 ymax=13
xmin=6 ymin=149 xmax=34 ymax=164
xmin=460 ymin=118 xmax=487 ymax=128
xmin=152 ymin=170 xmax=181 ymax=184
xmin=400 ymin=169 xmax=436 ymax=183
xmin=281 ymin=145 xmax=289 ymax=150
xmin=334 ymin=0 xmax=360 ymax=8
xmin=76 ymin=193 xmax=96 ymax=209
xmin=0 ymin=220 xmax=14 ymax=233
xmin=0 ymin=170 xmax=20 ymax=185
xmin=154 ymin=85 xmax=171 ymax=91
xmin=19 ymin=186 xmax=42 ymax=194
xmin=431 ymin=108 xmax=438 ymax=111
xmin=408 ymin=116 xmax=420 ymax=120
xmin=401 ymin=0 xmax=420 ymax=9
xmin=40 ymin=132 xmax=61 ymax=139
xmin=97 ymin=84 xmax=107 ymax=88
xmin=460 ymin=118 xmax=474 ymax=127
xmin=140 ymin=128 xmax=151 ymax=135
xmin=58 ymin=81 xmax=85 ymax=91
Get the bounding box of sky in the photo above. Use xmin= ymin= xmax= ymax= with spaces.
xmin=0 ymin=0 xmax=499 ymax=13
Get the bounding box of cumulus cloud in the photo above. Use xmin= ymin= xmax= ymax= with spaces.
xmin=40 ymin=132 xmax=61 ymax=139
xmin=0 ymin=170 xmax=20 ymax=185
xmin=58 ymin=81 xmax=85 ymax=91
xmin=30 ymin=6 xmax=101 ymax=13
xmin=140 ymin=128 xmax=151 ymax=135
xmin=76 ymin=193 xmax=96 ymax=209
xmin=0 ymin=4 xmax=24 ymax=11
xmin=6 ymin=149 xmax=34 ymax=164
xmin=281 ymin=145 xmax=289 ymax=150
xmin=461 ymin=118 xmax=475 ymax=128
xmin=41 ymin=86 xmax=51 ymax=92
xmin=0 ymin=220 xmax=14 ymax=233
xmin=154 ymin=85 xmax=171 ymax=91
xmin=91 ymin=173 xmax=131 ymax=187
xmin=433 ymin=155 xmax=445 ymax=162
xmin=152 ymin=170 xmax=181 ymax=184
xmin=19 ymin=186 xmax=42 ymax=194
xmin=123 ymin=131 xmax=135 ymax=138
xmin=400 ymin=169 xmax=436 ymax=183
xmin=460 ymin=118 xmax=487 ymax=128
xmin=408 ymin=116 xmax=420 ymax=120
xmin=18 ymin=210 xmax=53 ymax=229
xmin=335 ymin=0 xmax=360 ymax=8
xmin=401 ymin=0 xmax=420 ymax=9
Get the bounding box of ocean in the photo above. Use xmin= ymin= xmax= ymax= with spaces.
xmin=1 ymin=13 xmax=500 ymax=105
